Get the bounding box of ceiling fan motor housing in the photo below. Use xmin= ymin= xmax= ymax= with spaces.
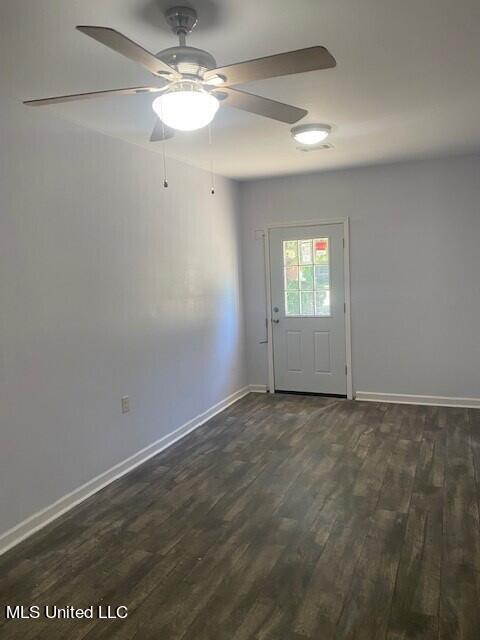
xmin=159 ymin=6 xmax=216 ymax=78
xmin=156 ymin=46 xmax=217 ymax=78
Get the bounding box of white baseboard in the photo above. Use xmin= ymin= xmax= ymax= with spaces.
xmin=355 ymin=391 xmax=480 ymax=409
xmin=248 ymin=384 xmax=268 ymax=393
xmin=0 ymin=386 xmax=250 ymax=557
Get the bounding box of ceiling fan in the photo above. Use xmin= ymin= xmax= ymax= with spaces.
xmin=24 ymin=6 xmax=336 ymax=142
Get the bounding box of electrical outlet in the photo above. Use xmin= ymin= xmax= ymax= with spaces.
xmin=121 ymin=396 xmax=130 ymax=414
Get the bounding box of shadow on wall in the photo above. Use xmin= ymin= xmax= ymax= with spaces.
xmin=211 ymin=283 xmax=242 ymax=392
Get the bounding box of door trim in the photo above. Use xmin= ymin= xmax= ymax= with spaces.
xmin=264 ymin=218 xmax=353 ymax=399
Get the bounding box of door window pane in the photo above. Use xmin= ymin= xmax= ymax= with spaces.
xmin=314 ymin=238 xmax=329 ymax=265
xmin=284 ymin=241 xmax=298 ymax=266
xmin=285 ymin=266 xmax=299 ymax=290
xmin=299 ymin=240 xmax=313 ymax=265
xmin=315 ymin=290 xmax=330 ymax=316
xmin=283 ymin=237 xmax=331 ymax=316
xmin=299 ymin=265 xmax=313 ymax=290
xmin=315 ymin=265 xmax=330 ymax=290
xmin=300 ymin=291 xmax=314 ymax=316
xmin=285 ymin=291 xmax=300 ymax=315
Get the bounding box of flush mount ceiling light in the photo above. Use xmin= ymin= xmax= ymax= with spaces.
xmin=291 ymin=124 xmax=331 ymax=145
xmin=152 ymin=81 xmax=219 ymax=131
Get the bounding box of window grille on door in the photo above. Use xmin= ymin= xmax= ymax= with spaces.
xmin=283 ymin=238 xmax=331 ymax=316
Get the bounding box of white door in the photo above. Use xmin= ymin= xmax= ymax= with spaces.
xmin=269 ymin=224 xmax=347 ymax=395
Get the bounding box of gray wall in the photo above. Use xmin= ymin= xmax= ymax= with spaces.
xmin=240 ymin=154 xmax=480 ymax=398
xmin=0 ymin=98 xmax=246 ymax=537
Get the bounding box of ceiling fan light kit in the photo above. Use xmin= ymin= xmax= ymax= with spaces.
xmin=152 ymin=81 xmax=219 ymax=131
xmin=291 ymin=124 xmax=331 ymax=146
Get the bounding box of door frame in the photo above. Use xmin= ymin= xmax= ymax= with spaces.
xmin=264 ymin=218 xmax=353 ymax=399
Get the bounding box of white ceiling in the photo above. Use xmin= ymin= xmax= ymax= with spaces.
xmin=3 ymin=0 xmax=480 ymax=179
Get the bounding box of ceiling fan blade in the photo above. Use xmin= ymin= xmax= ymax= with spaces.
xmin=204 ymin=46 xmax=336 ymax=86
xmin=216 ymin=87 xmax=307 ymax=124
xmin=150 ymin=119 xmax=175 ymax=142
xmin=76 ymin=26 xmax=179 ymax=78
xmin=24 ymin=85 xmax=167 ymax=107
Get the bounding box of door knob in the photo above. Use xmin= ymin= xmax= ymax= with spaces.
xmin=272 ymin=319 xmax=280 ymax=324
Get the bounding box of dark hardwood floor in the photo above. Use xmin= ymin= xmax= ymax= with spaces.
xmin=1 ymin=393 xmax=480 ymax=639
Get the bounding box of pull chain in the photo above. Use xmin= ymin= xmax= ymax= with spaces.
xmin=161 ymin=118 xmax=168 ymax=188
xmin=208 ymin=123 xmax=215 ymax=195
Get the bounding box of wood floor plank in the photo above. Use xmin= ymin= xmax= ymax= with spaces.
xmin=439 ymin=407 xmax=480 ymax=640
xmin=1 ymin=394 xmax=479 ymax=639
xmin=377 ymin=438 xmax=419 ymax=514
xmin=386 ymin=490 xmax=442 ymax=640
xmin=334 ymin=508 xmax=406 ymax=640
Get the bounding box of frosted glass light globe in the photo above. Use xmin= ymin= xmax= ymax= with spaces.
xmin=291 ymin=124 xmax=331 ymax=145
xmin=152 ymin=83 xmax=219 ymax=131
xmin=294 ymin=129 xmax=329 ymax=145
